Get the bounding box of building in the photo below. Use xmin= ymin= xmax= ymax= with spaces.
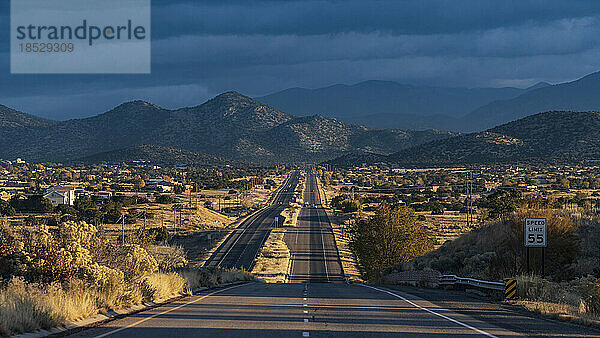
xmin=96 ymin=191 xmax=113 ymax=199
xmin=147 ymin=179 xmax=174 ymax=192
xmin=43 ymin=185 xmax=76 ymax=206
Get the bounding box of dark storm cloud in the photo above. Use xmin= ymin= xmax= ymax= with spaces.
xmin=150 ymin=0 xmax=600 ymax=37
xmin=1 ymin=0 xmax=600 ymax=120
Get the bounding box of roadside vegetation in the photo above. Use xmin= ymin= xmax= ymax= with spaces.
xmin=350 ymin=203 xmax=434 ymax=281
xmin=388 ymin=201 xmax=600 ymax=324
xmin=331 ymin=194 xmax=361 ymax=213
xmin=0 ymin=219 xmax=257 ymax=336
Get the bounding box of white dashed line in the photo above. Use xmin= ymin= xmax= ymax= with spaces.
xmin=302 ymin=332 xmax=310 ymax=337
xmin=303 ymin=310 xmax=308 ymax=314
xmin=304 ymin=319 xmax=309 ymax=323
xmin=303 ymin=304 xmax=307 ymax=307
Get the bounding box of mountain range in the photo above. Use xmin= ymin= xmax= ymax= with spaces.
xmin=3 ymin=70 xmax=600 ymax=167
xmin=0 ymin=92 xmax=455 ymax=165
xmin=329 ymin=110 xmax=600 ymax=167
xmin=259 ymin=71 xmax=600 ymax=132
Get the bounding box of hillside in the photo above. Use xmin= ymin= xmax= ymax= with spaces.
xmin=461 ymin=72 xmax=600 ymax=131
xmin=257 ymin=80 xmax=526 ymax=130
xmin=0 ymin=92 xmax=453 ymax=165
xmin=0 ymin=105 xmax=54 ymax=128
xmin=254 ymin=115 xmax=455 ymax=163
xmin=81 ymin=144 xmax=234 ymax=166
xmin=389 ymin=111 xmax=600 ymax=165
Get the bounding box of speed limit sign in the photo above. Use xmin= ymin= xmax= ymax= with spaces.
xmin=525 ymin=218 xmax=547 ymax=247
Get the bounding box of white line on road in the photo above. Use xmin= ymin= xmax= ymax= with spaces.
xmin=303 ymin=310 xmax=308 ymax=314
xmin=315 ymin=208 xmax=330 ymax=282
xmin=94 ymin=284 xmax=246 ymax=338
xmin=360 ymin=285 xmax=498 ymax=338
xmin=304 ymin=319 xmax=309 ymax=323
xmin=302 ymin=332 xmax=310 ymax=337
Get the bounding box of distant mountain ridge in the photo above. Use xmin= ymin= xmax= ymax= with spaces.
xmin=328 ymin=110 xmax=600 ymax=166
xmin=0 ymin=92 xmax=455 ymax=165
xmin=461 ymin=72 xmax=600 ymax=131
xmin=258 ymin=72 xmax=600 ymax=132
xmin=257 ymin=80 xmax=526 ymax=131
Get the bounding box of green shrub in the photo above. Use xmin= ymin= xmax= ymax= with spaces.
xmin=350 ymin=203 xmax=434 ymax=281
xmin=331 ymin=194 xmax=361 ymax=212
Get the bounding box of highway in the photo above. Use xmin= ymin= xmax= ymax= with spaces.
xmin=65 ymin=170 xmax=600 ymax=337
xmin=204 ymin=170 xmax=300 ymax=270
xmin=286 ymin=170 xmax=345 ymax=283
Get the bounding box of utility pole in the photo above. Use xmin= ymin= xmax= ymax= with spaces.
xmin=466 ymin=172 xmax=470 ymax=228
xmin=121 ymin=212 xmax=125 ymax=246
xmin=466 ymin=171 xmax=474 ymax=228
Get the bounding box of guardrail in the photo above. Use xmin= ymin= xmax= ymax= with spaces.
xmin=439 ymin=274 xmax=506 ymax=291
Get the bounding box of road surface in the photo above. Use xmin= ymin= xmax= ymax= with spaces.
xmin=67 ymin=282 xmax=600 ymax=337
xmin=204 ymin=170 xmax=300 ymax=270
xmin=286 ymin=170 xmax=345 ymax=283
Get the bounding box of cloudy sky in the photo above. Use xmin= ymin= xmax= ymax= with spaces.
xmin=2 ymin=0 xmax=600 ymax=120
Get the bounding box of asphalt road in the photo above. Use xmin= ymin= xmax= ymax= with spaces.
xmin=204 ymin=170 xmax=300 ymax=270
xmin=65 ymin=282 xmax=600 ymax=337
xmin=286 ymin=170 xmax=345 ymax=283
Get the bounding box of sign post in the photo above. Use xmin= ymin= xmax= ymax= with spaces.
xmin=524 ymin=217 xmax=547 ymax=275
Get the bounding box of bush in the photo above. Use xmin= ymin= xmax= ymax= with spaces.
xmin=331 ymin=194 xmax=361 ymax=213
xmin=0 ymin=200 xmax=15 ymax=216
xmin=10 ymin=195 xmax=53 ymax=213
xmin=117 ymin=245 xmax=158 ymax=281
xmin=155 ymin=194 xmax=174 ymax=204
xmin=147 ymin=226 xmax=172 ymax=243
xmin=350 ymin=203 xmax=434 ymax=281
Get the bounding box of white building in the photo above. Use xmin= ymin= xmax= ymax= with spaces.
xmin=43 ymin=185 xmax=76 ymax=206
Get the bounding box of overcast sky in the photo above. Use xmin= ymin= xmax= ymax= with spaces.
xmin=2 ymin=0 xmax=600 ymax=120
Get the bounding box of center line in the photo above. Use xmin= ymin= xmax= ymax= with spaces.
xmin=94 ymin=284 xmax=245 ymax=338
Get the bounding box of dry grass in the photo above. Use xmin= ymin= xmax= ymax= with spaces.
xmin=179 ymin=267 xmax=260 ymax=289
xmin=512 ymin=274 xmax=600 ymax=327
xmin=140 ymin=273 xmax=186 ymax=301
xmin=0 ymin=268 xmax=258 ymax=336
xmin=251 ymin=229 xmax=290 ymax=283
